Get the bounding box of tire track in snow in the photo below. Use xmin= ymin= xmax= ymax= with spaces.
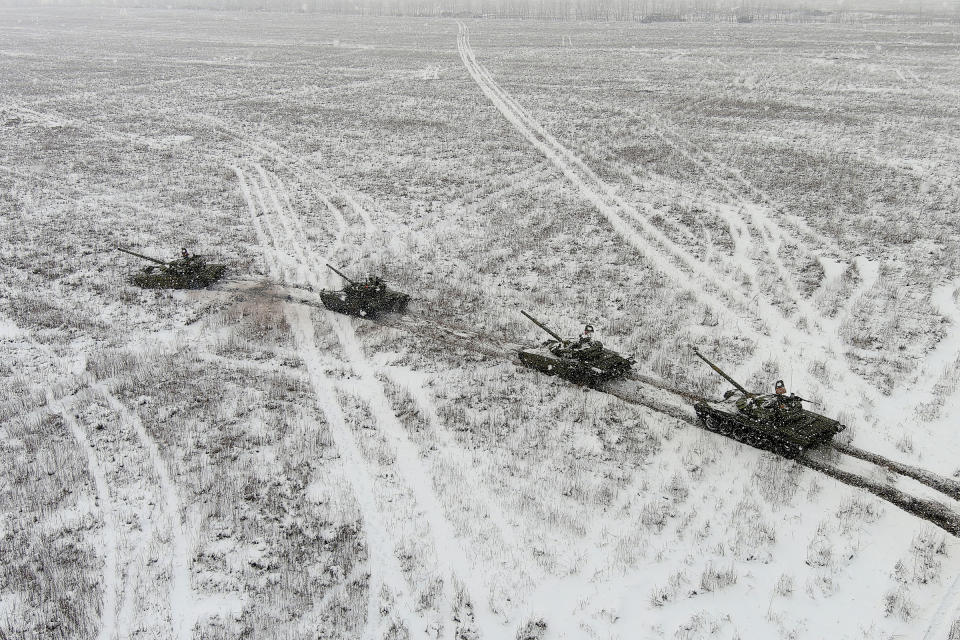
xmin=247 ymin=168 xmax=306 ymax=283
xmin=253 ymin=164 xmax=311 ymax=264
xmin=615 ymin=104 xmax=868 ymax=356
xmin=923 ymin=571 xmax=960 ymax=640
xmin=54 ymin=400 xmax=121 ymax=640
xmin=455 ymin=24 xmax=824 ymax=343
xmin=240 ymin=149 xmax=506 ymax=637
xmin=271 ymin=187 xmax=504 ymax=640
xmin=455 ymin=23 xmax=886 ymax=414
xmin=616 ymin=105 xmax=958 ymax=410
xmin=238 ymin=168 xmax=430 ymax=638
xmin=326 ymin=314 xmax=495 ymax=637
xmin=880 ymin=278 xmax=960 ymax=426
xmin=612 ymin=121 xmax=814 ymax=319
xmin=97 ymin=387 xmax=196 ymax=640
xmin=285 ymin=304 xmax=429 ymax=638
xmin=632 ymin=104 xmax=844 ymax=259
xmin=236 ymin=168 xmax=281 ymax=281
xmin=195 ymin=114 xmax=356 ymax=252
xmin=456 ymin=24 xmax=767 ymax=334
xmin=238 ymin=157 xmax=393 ymax=637
xmin=462 ymin=162 xmax=555 ymax=215
xmin=379 ymin=365 xmax=532 ymax=573
xmin=0 ymin=314 xmax=122 ymax=640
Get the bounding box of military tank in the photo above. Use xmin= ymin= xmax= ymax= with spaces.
xmin=118 ymin=247 xmax=226 ymax=289
xmin=319 ymin=264 xmax=410 ymax=319
xmin=518 ymin=310 xmax=635 ymax=387
xmin=691 ymin=347 xmax=845 ymax=459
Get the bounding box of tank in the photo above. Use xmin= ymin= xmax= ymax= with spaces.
xmin=518 ymin=310 xmax=635 ymax=387
xmin=319 ymin=264 xmax=410 ymax=319
xmin=691 ymin=347 xmax=845 ymax=459
xmin=118 ymin=247 xmax=226 ymax=289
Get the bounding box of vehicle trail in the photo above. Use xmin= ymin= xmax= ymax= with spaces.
xmin=277 ymin=197 xmax=503 ymax=639
xmin=280 ymin=288 xmax=960 ymax=536
xmin=97 ymin=387 xmax=196 ymax=640
xmin=238 ymin=166 xmax=429 ymax=637
xmin=456 ymin=23 xmax=820 ymax=340
xmin=456 ymin=24 xmax=765 ymax=333
xmin=1 ymin=313 xmax=121 ymax=640
xmin=248 ymin=168 xmax=307 ymax=283
xmin=193 ymin=113 xmax=357 ymax=249
xmin=501 ymin=51 xmax=831 ymax=341
xmin=832 ymin=440 xmax=960 ymax=501
xmin=243 ymin=145 xmax=508 ymax=636
xmin=618 ymin=105 xmax=866 ymax=348
xmin=637 ymin=107 xmax=844 ymax=257
xmin=798 ymin=451 xmax=960 ymax=537
xmin=923 ymin=571 xmax=960 ymax=640
xmin=47 ymin=396 xmax=120 ymax=640
xmin=254 ymin=163 xmax=315 ymax=268
xmin=456 ymin=23 xmax=887 ymax=420
xmin=881 ymin=278 xmax=960 ymax=424
xmin=326 ymin=312 xmax=496 ymax=636
xmin=462 ymin=162 xmax=555 ymax=214
xmin=379 ymin=365 xmax=537 ymax=581
xmin=236 ymin=168 xmax=284 ymax=281
xmin=285 ymin=304 xmax=429 ymax=638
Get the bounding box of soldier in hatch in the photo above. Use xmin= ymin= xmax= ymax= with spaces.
xmin=170 ymin=248 xmax=196 ymax=270
xmin=364 ymin=276 xmax=385 ymax=293
xmin=568 ymin=324 xmax=603 ymax=359
xmin=574 ymin=324 xmax=595 ymax=347
xmin=761 ymin=380 xmax=801 ymax=410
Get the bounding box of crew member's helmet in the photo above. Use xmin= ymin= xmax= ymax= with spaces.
xmin=774 ymin=380 xmax=787 ymax=395
xmin=583 ymin=324 xmax=594 ymax=336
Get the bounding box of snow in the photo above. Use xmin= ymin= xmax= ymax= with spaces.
xmin=4 ymin=8 xmax=960 ymax=640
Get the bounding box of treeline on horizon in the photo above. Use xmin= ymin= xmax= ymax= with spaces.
xmin=9 ymin=0 xmax=960 ymax=21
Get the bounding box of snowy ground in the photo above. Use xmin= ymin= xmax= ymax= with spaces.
xmin=2 ymin=8 xmax=960 ymax=640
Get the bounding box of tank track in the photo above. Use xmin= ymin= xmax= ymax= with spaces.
xmin=694 ymin=404 xmax=803 ymax=459
xmin=319 ymin=290 xmax=409 ymax=319
xmin=131 ymin=264 xmax=226 ymax=290
xmin=517 ymin=350 xmax=628 ymax=388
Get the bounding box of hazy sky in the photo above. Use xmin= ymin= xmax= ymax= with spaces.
xmin=2 ymin=0 xmax=956 ymax=12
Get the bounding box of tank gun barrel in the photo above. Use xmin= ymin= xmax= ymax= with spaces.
xmin=326 ymin=264 xmax=356 ymax=285
xmin=117 ymin=246 xmax=170 ymax=266
xmin=691 ymin=346 xmax=753 ymax=397
xmin=520 ymin=310 xmax=567 ymax=344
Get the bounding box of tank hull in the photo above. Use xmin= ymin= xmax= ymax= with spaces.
xmin=693 ymin=401 xmax=845 ymax=459
xmin=319 ymin=289 xmax=409 ymax=319
xmin=130 ymin=264 xmax=226 ymax=289
xmin=518 ymin=344 xmax=633 ymax=387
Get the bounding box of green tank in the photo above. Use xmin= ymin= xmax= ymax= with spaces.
xmin=118 ymin=247 xmax=226 ymax=289
xmin=319 ymin=264 xmax=410 ymax=319
xmin=518 ymin=310 xmax=634 ymax=387
xmin=691 ymin=347 xmax=845 ymax=459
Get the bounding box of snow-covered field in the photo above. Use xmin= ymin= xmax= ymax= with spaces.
xmin=2 ymin=7 xmax=960 ymax=639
